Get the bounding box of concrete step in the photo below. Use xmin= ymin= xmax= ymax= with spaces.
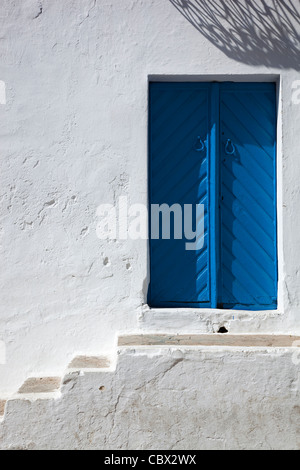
xmin=118 ymin=333 xmax=300 ymax=347
xmin=0 ymin=401 xmax=5 ymax=420
xmin=18 ymin=377 xmax=61 ymax=395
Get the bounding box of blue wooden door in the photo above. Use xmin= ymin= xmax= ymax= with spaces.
xmin=219 ymin=83 xmax=277 ymax=309
xmin=149 ymin=83 xmax=211 ymax=307
xmin=149 ymin=82 xmax=277 ymax=310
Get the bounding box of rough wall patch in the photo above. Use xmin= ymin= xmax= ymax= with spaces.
xmin=0 ymin=81 xmax=6 ymax=105
xmin=0 ymin=341 xmax=6 ymax=365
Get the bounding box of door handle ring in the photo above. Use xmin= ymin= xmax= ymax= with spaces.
xmin=225 ymin=139 xmax=235 ymax=155
xmin=195 ymin=136 xmax=205 ymax=152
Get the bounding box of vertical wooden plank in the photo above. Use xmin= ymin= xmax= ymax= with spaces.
xmin=210 ymin=83 xmax=220 ymax=308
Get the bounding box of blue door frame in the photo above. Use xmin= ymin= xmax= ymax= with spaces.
xmin=148 ymin=82 xmax=277 ymax=310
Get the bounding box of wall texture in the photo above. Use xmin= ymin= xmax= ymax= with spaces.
xmin=0 ymin=2 xmax=300 ymax=447
xmin=0 ymin=345 xmax=300 ymax=450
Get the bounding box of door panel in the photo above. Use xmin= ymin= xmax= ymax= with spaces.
xmin=148 ymin=82 xmax=277 ymax=310
xmin=149 ymin=83 xmax=210 ymax=307
xmin=219 ymin=83 xmax=277 ymax=309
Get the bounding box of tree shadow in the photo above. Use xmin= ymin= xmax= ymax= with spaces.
xmin=168 ymin=0 xmax=300 ymax=70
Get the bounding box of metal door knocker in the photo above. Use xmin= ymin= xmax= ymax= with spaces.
xmin=225 ymin=139 xmax=235 ymax=155
xmin=195 ymin=136 xmax=205 ymax=152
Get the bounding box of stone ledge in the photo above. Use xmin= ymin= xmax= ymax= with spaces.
xmin=18 ymin=377 xmax=61 ymax=394
xmin=0 ymin=400 xmax=6 ymax=416
xmin=118 ymin=334 xmax=300 ymax=348
xmin=68 ymin=355 xmax=110 ymax=370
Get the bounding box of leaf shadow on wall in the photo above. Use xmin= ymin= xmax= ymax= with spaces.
xmin=168 ymin=0 xmax=300 ymax=70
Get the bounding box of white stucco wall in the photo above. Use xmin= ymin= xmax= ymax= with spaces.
xmin=0 ymin=0 xmax=300 ymax=397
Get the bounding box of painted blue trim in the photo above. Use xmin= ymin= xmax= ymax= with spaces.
xmin=206 ymin=83 xmax=212 ymax=308
xmin=209 ymin=83 xmax=219 ymax=309
xmin=149 ymin=82 xmax=213 ymax=91
xmin=273 ymin=84 xmax=278 ymax=307
xmin=147 ymin=82 xmax=152 ymax=306
xmin=221 ymin=82 xmax=275 ymax=91
xmin=222 ymin=303 xmax=277 ymax=311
